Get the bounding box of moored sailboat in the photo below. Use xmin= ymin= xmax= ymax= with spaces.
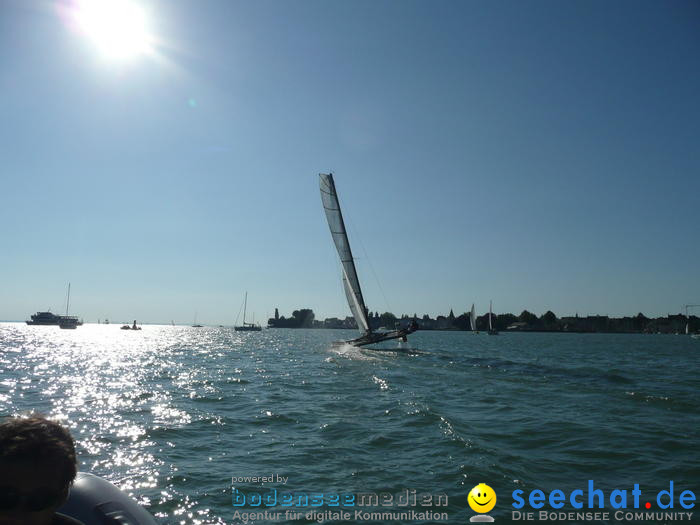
xmin=320 ymin=173 xmax=416 ymax=347
xmin=235 ymin=292 xmax=262 ymax=331
xmin=58 ymin=283 xmax=81 ymax=329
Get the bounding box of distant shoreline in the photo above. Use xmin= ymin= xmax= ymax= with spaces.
xmin=6 ymin=308 xmax=698 ymax=336
xmin=268 ymin=326 xmax=693 ymax=335
xmin=267 ymin=308 xmax=698 ymax=335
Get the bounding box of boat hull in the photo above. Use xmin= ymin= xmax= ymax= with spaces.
xmin=346 ymin=325 xmax=418 ymax=347
xmin=28 ymin=312 xmax=82 ymax=327
xmin=59 ymin=472 xmax=157 ymax=524
xmin=59 ymin=317 xmax=80 ymax=329
xmin=26 ymin=311 xmax=62 ymax=325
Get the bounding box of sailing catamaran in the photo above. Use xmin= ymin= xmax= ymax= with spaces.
xmin=320 ymin=173 xmax=417 ymax=347
xmin=235 ymin=292 xmax=262 ymax=331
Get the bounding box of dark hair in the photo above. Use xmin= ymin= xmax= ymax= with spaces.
xmin=0 ymin=416 xmax=77 ymax=487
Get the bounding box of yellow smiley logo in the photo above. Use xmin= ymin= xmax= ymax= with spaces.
xmin=468 ymin=483 xmax=496 ymax=513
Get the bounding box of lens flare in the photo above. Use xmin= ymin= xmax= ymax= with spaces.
xmin=69 ymin=0 xmax=153 ymax=60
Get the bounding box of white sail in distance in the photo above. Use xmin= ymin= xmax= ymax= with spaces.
xmin=489 ymin=301 xmax=493 ymax=331
xmin=320 ymin=173 xmax=370 ymax=333
xmin=470 ymin=303 xmax=476 ymax=331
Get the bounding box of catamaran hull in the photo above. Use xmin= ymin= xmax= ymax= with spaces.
xmin=345 ymin=326 xmax=417 ymax=347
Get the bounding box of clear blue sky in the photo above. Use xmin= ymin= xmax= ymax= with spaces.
xmin=1 ymin=0 xmax=698 ymax=324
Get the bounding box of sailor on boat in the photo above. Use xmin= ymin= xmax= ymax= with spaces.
xmin=0 ymin=416 xmax=157 ymax=525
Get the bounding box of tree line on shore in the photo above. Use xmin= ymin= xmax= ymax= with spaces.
xmin=267 ymin=308 xmax=699 ymax=334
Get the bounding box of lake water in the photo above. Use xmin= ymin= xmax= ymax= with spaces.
xmin=1 ymin=323 xmax=698 ymax=524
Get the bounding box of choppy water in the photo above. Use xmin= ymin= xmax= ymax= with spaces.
xmin=1 ymin=323 xmax=698 ymax=524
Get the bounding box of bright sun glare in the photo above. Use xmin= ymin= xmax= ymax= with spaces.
xmin=70 ymin=0 xmax=153 ymax=60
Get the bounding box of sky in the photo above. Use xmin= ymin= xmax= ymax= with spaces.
xmin=1 ymin=0 xmax=698 ymax=325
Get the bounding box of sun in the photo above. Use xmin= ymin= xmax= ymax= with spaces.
xmin=69 ymin=0 xmax=153 ymax=60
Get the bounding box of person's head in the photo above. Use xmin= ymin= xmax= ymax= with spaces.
xmin=0 ymin=416 xmax=77 ymax=525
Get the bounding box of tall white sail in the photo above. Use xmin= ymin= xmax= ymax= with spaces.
xmin=320 ymin=173 xmax=370 ymax=333
xmin=489 ymin=301 xmax=493 ymax=331
xmin=470 ymin=303 xmax=476 ymax=331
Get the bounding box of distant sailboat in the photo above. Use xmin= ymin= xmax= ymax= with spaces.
xmin=58 ymin=283 xmax=81 ymax=329
xmin=488 ymin=300 xmax=499 ymax=335
xmin=320 ymin=173 xmax=417 ymax=347
xmin=192 ymin=312 xmax=203 ymax=328
xmin=235 ymin=292 xmax=262 ymax=331
xmin=687 ymin=304 xmax=700 ymax=338
xmin=470 ymin=303 xmax=478 ymax=334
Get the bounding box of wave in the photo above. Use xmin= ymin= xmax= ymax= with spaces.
xmin=462 ymin=356 xmax=635 ymax=387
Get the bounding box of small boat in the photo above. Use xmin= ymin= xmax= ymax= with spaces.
xmin=488 ymin=300 xmax=499 ymax=335
xmin=320 ymin=173 xmax=416 ymax=347
xmin=192 ymin=312 xmax=203 ymax=328
xmin=122 ymin=320 xmax=142 ymax=330
xmin=235 ymin=292 xmax=262 ymax=331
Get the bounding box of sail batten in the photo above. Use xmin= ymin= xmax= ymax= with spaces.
xmin=320 ymin=173 xmax=371 ymax=334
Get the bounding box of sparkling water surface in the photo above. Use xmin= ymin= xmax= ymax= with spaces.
xmin=1 ymin=323 xmax=698 ymax=524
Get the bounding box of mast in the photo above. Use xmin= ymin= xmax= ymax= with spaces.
xmin=320 ymin=173 xmax=371 ymax=334
xmin=65 ymin=283 xmax=71 ymax=316
xmin=243 ymin=292 xmax=248 ymax=325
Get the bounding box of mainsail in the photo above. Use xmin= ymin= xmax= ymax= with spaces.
xmin=320 ymin=173 xmax=370 ymax=333
xmin=470 ymin=303 xmax=476 ymax=331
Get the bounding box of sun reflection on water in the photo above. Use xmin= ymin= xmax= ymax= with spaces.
xmin=0 ymin=322 xmax=240 ymax=523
